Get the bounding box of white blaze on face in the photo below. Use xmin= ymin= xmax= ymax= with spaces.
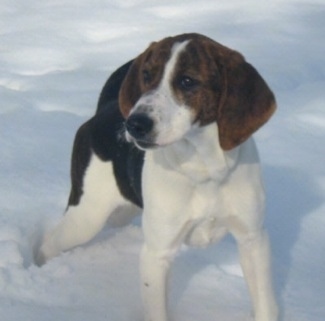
xmin=132 ymin=40 xmax=194 ymax=147
xmin=161 ymin=40 xmax=190 ymax=87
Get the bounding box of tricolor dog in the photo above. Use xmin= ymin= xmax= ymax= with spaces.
xmin=37 ymin=33 xmax=278 ymax=321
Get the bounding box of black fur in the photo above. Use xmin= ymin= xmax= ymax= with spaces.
xmin=96 ymin=60 xmax=134 ymax=113
xmin=68 ymin=61 xmax=144 ymax=208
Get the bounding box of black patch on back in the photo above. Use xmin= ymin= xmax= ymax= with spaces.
xmin=89 ymin=103 xmax=144 ymax=207
xmin=68 ymin=59 xmax=144 ymax=208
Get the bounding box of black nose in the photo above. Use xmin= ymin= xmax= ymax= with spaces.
xmin=125 ymin=113 xmax=154 ymax=139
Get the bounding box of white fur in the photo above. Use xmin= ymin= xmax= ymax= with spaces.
xmin=140 ymin=124 xmax=278 ymax=321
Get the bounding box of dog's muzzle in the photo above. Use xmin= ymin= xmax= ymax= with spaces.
xmin=125 ymin=113 xmax=157 ymax=149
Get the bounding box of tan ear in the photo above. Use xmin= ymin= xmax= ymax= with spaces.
xmin=118 ymin=53 xmax=144 ymax=118
xmin=217 ymin=54 xmax=276 ymax=150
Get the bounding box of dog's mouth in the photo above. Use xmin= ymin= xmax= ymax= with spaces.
xmin=124 ymin=129 xmax=158 ymax=150
xmin=134 ymin=140 xmax=159 ymax=150
xmin=126 ymin=134 xmax=159 ymax=150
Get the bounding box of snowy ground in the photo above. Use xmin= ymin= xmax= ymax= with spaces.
xmin=0 ymin=0 xmax=324 ymax=320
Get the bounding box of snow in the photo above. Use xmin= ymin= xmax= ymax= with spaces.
xmin=0 ymin=0 xmax=324 ymax=320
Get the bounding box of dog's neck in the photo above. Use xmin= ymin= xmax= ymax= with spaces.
xmin=151 ymin=123 xmax=240 ymax=184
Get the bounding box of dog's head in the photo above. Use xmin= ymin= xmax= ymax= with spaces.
xmin=119 ymin=33 xmax=276 ymax=150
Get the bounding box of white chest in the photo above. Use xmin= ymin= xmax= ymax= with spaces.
xmin=143 ymin=125 xmax=237 ymax=245
xmin=142 ymin=124 xmax=263 ymax=248
xmin=157 ymin=124 xmax=239 ymax=184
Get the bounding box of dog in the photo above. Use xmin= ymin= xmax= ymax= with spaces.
xmin=37 ymin=33 xmax=278 ymax=321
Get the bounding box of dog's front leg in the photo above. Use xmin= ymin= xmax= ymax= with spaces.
xmin=236 ymin=229 xmax=279 ymax=321
xmin=140 ymin=215 xmax=193 ymax=321
xmin=139 ymin=150 xmax=195 ymax=321
xmin=140 ymin=245 xmax=171 ymax=321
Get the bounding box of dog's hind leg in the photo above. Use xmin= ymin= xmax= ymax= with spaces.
xmin=36 ymin=152 xmax=132 ymax=265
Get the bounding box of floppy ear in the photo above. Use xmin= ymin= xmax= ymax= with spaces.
xmin=118 ymin=54 xmax=145 ymax=119
xmin=217 ymin=53 xmax=276 ymax=150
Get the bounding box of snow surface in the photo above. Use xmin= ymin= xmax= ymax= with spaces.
xmin=0 ymin=0 xmax=324 ymax=320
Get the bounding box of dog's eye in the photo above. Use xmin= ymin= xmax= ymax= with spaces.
xmin=143 ymin=70 xmax=151 ymax=84
xmin=179 ymin=76 xmax=199 ymax=90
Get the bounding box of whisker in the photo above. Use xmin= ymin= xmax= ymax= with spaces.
xmin=116 ymin=122 xmax=127 ymax=143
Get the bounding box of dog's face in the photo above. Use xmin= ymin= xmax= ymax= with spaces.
xmin=119 ymin=33 xmax=276 ymax=150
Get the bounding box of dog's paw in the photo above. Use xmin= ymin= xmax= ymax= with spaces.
xmin=33 ymin=236 xmax=54 ymax=267
xmin=34 ymin=248 xmax=47 ymax=267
